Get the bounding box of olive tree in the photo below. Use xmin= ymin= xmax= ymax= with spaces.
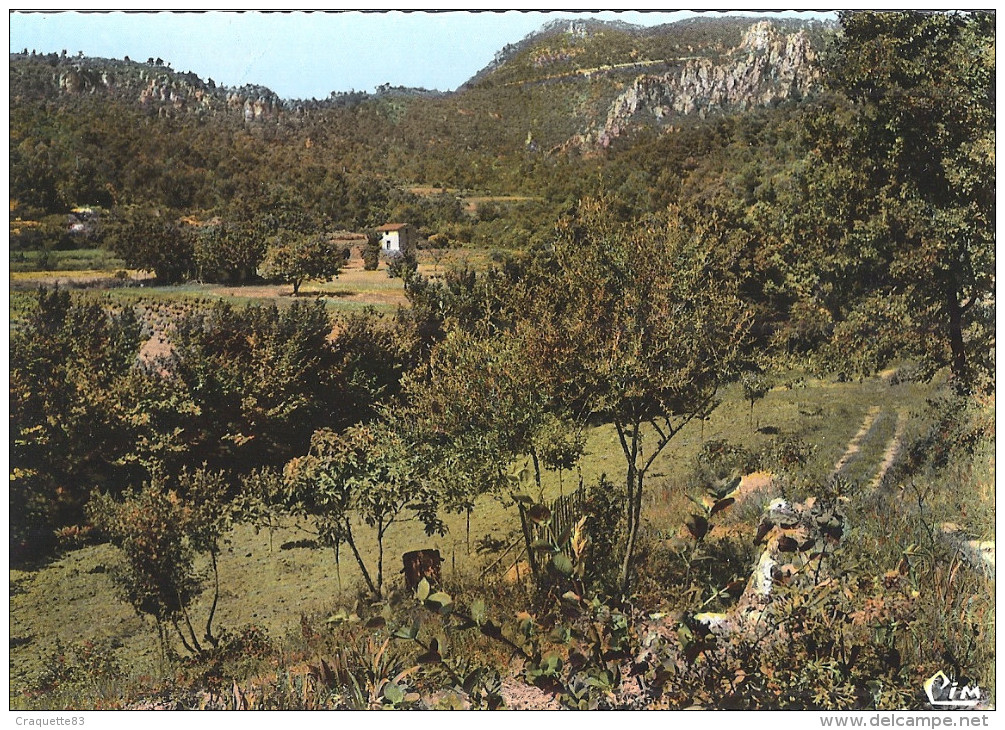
xmin=87 ymin=468 xmax=237 ymax=657
xmin=280 ymin=423 xmax=441 ymax=599
xmin=539 ymin=200 xmax=752 ymax=592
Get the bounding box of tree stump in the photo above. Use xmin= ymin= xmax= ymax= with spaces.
xmin=402 ymin=549 xmax=443 ymax=591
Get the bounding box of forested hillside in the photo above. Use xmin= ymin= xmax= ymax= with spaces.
xmin=9 ymin=11 xmax=996 ymax=711
xmin=10 ymin=17 xmax=826 ymax=217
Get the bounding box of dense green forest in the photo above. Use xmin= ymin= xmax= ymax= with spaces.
xmin=9 ymin=11 xmax=995 ymax=710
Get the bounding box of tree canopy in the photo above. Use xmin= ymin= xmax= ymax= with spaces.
xmin=259 ymin=230 xmax=344 ymax=295
xmin=542 ymin=200 xmax=752 ymax=589
xmin=810 ymin=11 xmax=994 ymax=389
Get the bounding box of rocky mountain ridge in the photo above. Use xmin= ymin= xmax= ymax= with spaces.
xmin=569 ymin=21 xmax=821 ymax=150
xmin=12 ymin=17 xmax=826 ymax=150
xmin=11 ymin=50 xmax=452 ymax=122
xmin=12 ymin=52 xmax=285 ymax=121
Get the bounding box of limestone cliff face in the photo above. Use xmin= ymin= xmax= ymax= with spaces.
xmin=50 ymin=59 xmax=280 ymax=121
xmin=226 ymin=86 xmax=282 ymax=122
xmin=573 ymin=21 xmax=820 ymax=149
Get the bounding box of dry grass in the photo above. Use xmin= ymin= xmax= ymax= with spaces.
xmin=10 ymin=253 xmax=499 ymax=314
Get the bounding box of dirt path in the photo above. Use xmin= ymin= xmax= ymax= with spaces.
xmin=500 ymin=56 xmax=701 ymax=87
xmin=869 ymin=410 xmax=907 ymax=490
xmin=842 ymin=404 xmax=996 ymax=579
xmin=832 ymin=406 xmax=881 ymax=476
xmin=499 ymin=675 xmax=562 ymax=710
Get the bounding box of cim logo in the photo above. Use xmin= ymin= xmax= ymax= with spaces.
xmin=924 ymin=670 xmax=982 ymax=708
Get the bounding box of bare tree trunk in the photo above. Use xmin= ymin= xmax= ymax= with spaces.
xmin=530 ymin=448 xmax=543 ymax=500
xmin=518 ymin=504 xmax=540 ymax=576
xmin=179 ymin=601 xmax=204 ymax=655
xmin=376 ymin=519 xmax=385 ymax=598
xmin=516 ymin=449 xmax=547 ymax=577
xmin=343 ymin=521 xmax=380 ymax=598
xmin=947 ymin=287 xmax=969 ymax=390
xmin=616 ymin=420 xmax=642 ymax=593
xmin=335 ymin=542 xmax=343 ymax=592
xmin=621 ymin=470 xmax=644 ymax=594
xmin=204 ymin=546 xmax=221 ymax=647
xmin=171 ymin=616 xmax=198 ymax=657
xmin=156 ymin=620 xmax=168 ymax=666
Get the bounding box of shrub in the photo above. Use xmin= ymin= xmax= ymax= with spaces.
xmin=761 ymin=434 xmax=815 ymax=474
xmin=362 ymin=244 xmax=380 ymax=270
xmin=660 ymin=574 xmax=925 ymax=709
xmin=741 ymin=371 xmax=771 ymax=426
xmin=694 ymin=439 xmax=760 ymax=485
xmin=87 ymin=469 xmax=236 ymax=658
xmin=386 ymin=250 xmax=418 ymax=280
xmin=88 ymin=483 xmax=204 ymax=654
xmin=27 ymin=639 xmax=122 ymax=705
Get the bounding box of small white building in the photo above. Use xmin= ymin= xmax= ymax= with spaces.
xmin=376 ymin=223 xmax=414 ymax=255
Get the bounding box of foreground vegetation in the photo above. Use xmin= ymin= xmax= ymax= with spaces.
xmin=10 ymin=370 xmax=995 ymax=709
xmin=10 ymin=11 xmax=994 ymax=710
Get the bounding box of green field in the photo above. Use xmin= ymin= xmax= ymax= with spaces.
xmin=10 ymin=266 xmax=407 ymax=315
xmin=10 ymin=248 xmax=127 ymax=273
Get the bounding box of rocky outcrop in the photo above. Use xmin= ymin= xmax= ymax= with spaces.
xmin=137 ymin=74 xmax=217 ymax=116
xmin=226 ymin=86 xmax=282 ymax=122
xmin=27 ymin=55 xmax=279 ymax=122
xmin=572 ymin=21 xmax=820 ymax=150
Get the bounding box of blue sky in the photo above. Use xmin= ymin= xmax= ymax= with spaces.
xmin=9 ymin=10 xmax=836 ymax=99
